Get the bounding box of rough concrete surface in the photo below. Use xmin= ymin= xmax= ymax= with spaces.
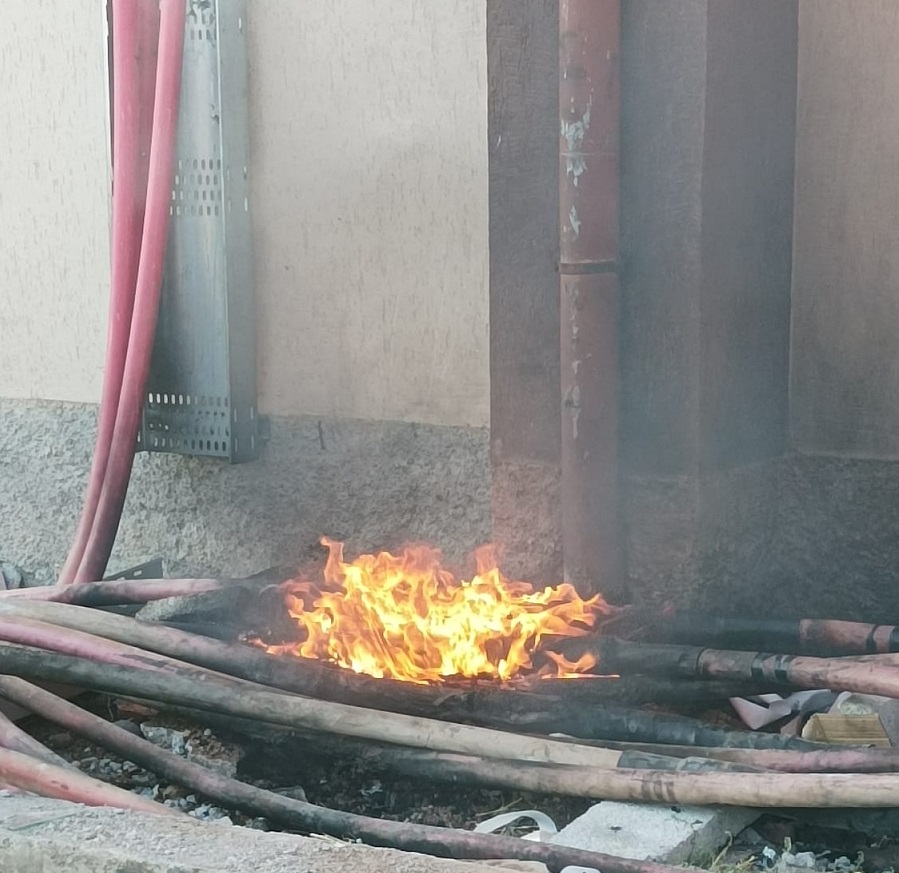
xmin=790 ymin=1 xmax=899 ymax=460
xmin=553 ymin=801 xmax=757 ymax=867
xmin=0 ymin=399 xmax=491 ymax=582
xmin=623 ymin=459 xmax=781 ymax=614
xmin=624 ymin=450 xmax=899 ymax=621
xmin=7 ymin=401 xmax=899 ymax=621
xmin=0 ymin=796 xmax=506 ymax=873
xmin=770 ymin=453 xmax=899 ymax=620
xmin=490 ymin=458 xmax=563 ymax=586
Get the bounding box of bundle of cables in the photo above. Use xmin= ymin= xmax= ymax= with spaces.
xmin=60 ymin=0 xmax=186 ymax=585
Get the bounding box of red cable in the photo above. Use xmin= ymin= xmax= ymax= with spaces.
xmin=59 ymin=0 xmax=147 ymax=584
xmin=75 ymin=0 xmax=186 ymax=583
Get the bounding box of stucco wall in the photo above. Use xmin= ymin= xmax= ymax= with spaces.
xmin=0 ymin=0 xmax=489 ymax=429
xmin=0 ymin=2 xmax=111 ymax=404
xmin=791 ymin=0 xmax=899 ymax=457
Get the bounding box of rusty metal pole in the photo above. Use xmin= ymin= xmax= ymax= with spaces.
xmin=559 ymin=0 xmax=624 ymax=598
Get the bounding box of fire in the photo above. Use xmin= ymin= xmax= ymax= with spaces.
xmin=261 ymin=537 xmax=612 ymax=684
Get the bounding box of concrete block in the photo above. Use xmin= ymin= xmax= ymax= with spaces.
xmin=552 ymin=800 xmax=759 ymax=866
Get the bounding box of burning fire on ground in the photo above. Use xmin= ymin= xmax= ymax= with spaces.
xmin=260 ymin=538 xmax=613 ymax=684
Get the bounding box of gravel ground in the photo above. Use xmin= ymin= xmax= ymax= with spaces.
xmin=14 ymin=694 xmax=899 ymax=872
xmin=25 ymin=694 xmax=592 ymax=836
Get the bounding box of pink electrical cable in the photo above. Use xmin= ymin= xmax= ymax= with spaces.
xmin=59 ymin=0 xmax=147 ymax=585
xmin=135 ymin=2 xmax=161 ymax=218
xmin=74 ymin=0 xmax=186 ymax=583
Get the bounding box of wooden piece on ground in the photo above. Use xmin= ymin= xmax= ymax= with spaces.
xmin=801 ymin=714 xmax=891 ymax=747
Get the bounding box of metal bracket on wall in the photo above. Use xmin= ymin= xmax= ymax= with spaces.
xmin=104 ymin=557 xmax=166 ymax=581
xmin=138 ymin=0 xmax=259 ymax=463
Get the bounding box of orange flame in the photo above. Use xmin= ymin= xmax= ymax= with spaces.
xmin=262 ymin=537 xmax=612 ymax=684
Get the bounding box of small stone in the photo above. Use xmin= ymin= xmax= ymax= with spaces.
xmin=0 ymin=562 xmax=23 ymax=590
xmin=80 ymin=756 xmax=98 ymax=770
xmin=275 ymin=785 xmax=307 ymax=802
xmin=203 ymin=729 xmax=212 ymax=737
xmin=113 ymin=720 xmax=143 ymax=737
xmin=140 ymin=724 xmax=187 ymax=756
xmin=786 ymin=852 xmax=817 ymax=869
xmin=130 ymin=772 xmax=151 ymax=785
xmin=47 ymin=732 xmax=73 ymax=749
xmin=187 ymin=749 xmax=237 ymax=779
xmin=30 ymin=566 xmax=56 ymax=587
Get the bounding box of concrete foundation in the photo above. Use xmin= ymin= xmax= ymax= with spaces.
xmin=490 ymin=459 xmax=562 ymax=586
xmin=0 ymin=399 xmax=490 ymax=582
xmin=0 ymin=796 xmax=505 ymax=873
xmin=770 ymin=454 xmax=899 ymax=620
xmin=7 ymin=400 xmax=899 ymax=619
xmin=624 ymin=452 xmax=899 ymax=621
xmin=623 ymin=459 xmax=783 ymax=614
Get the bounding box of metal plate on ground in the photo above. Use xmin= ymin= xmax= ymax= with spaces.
xmin=103 ymin=557 xmax=166 ymax=581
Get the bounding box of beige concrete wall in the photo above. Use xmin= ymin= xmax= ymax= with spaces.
xmin=791 ymin=0 xmax=899 ymax=456
xmin=249 ymin=1 xmax=488 ymax=427
xmin=0 ymin=1 xmax=112 ymax=405
xmin=0 ymin=0 xmax=489 ymax=429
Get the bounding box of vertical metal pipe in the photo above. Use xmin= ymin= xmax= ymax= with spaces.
xmin=559 ymin=0 xmax=624 ymax=598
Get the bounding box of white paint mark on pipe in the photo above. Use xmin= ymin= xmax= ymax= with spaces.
xmin=569 ymin=206 xmax=581 ymax=238
xmin=568 ymin=384 xmax=581 ymax=440
xmin=560 ymin=92 xmax=593 ymax=186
